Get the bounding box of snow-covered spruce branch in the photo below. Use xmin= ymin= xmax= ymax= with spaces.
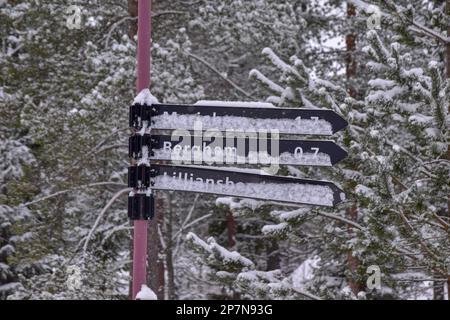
xmin=185 ymin=51 xmax=252 ymax=98
xmin=82 ymin=188 xmax=132 ymax=257
xmin=352 ymin=0 xmax=449 ymax=44
xmin=264 ymin=202 xmax=364 ymax=230
xmin=392 ymin=208 xmax=446 ymax=275
xmin=292 ymin=288 xmax=322 ymax=300
xmin=20 ymin=182 xmax=127 ymax=207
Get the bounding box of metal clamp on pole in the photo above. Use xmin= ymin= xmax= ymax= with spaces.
xmin=128 ymin=165 xmax=151 ymax=189
xmin=129 ymin=104 xmax=154 ymax=129
xmin=128 ymin=134 xmax=151 ymax=159
xmin=128 ymin=193 xmax=154 ymax=220
xmin=128 ymin=134 xmax=159 ymax=159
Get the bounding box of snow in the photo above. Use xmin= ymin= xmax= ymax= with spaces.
xmin=216 ymin=197 xmax=264 ymax=211
xmin=249 ymin=69 xmax=284 ymax=93
xmin=355 ymin=185 xmax=376 ymax=199
xmin=292 ymin=256 xmax=321 ymax=291
xmin=137 ymin=146 xmax=150 ymax=166
xmin=368 ymin=79 xmax=395 ymax=89
xmin=262 ymin=223 xmax=289 ymax=236
xmin=133 ymin=89 xmax=159 ymax=105
xmin=187 ymin=232 xmax=254 ymax=268
xmin=0 ymin=282 xmax=21 ymax=293
xmin=152 ymin=114 xmax=333 ymax=136
xmin=153 ymin=175 xmax=336 ymax=206
xmin=408 ymin=114 xmax=434 ymax=126
xmin=152 ymin=148 xmax=332 ymax=166
xmin=194 ymin=100 xmax=276 ymax=109
xmin=210 ymin=241 xmax=254 ymax=268
xmin=261 ymin=47 xmax=300 ymax=77
xmin=366 ymin=86 xmax=406 ymax=104
xmin=271 ymin=207 xmax=310 ymax=223
xmin=135 ymin=284 xmax=157 ymax=300
xmin=186 ymin=232 xmax=212 ymax=253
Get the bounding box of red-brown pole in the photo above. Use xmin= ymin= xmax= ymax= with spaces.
xmin=132 ymin=0 xmax=152 ymax=300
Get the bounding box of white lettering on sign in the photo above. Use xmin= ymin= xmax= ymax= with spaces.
xmin=163 ymin=171 xmax=242 ymax=188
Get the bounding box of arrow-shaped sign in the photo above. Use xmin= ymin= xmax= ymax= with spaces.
xmin=141 ymin=164 xmax=345 ymax=207
xmin=130 ymin=103 xmax=348 ymax=136
xmin=149 ymin=133 xmax=348 ymax=167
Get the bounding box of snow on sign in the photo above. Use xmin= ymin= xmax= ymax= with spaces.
xmin=130 ymin=102 xmax=348 ymax=136
xmin=128 ymin=92 xmax=349 ymax=220
xmin=148 ymin=164 xmax=346 ymax=207
xmin=149 ymin=133 xmax=348 ymax=167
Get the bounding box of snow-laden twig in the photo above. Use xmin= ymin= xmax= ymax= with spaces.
xmin=261 ymin=202 xmax=364 ymax=230
xmin=392 ymin=208 xmax=445 ymax=275
xmin=82 ymin=188 xmax=132 ymax=257
xmin=174 ymin=213 xmax=212 ymax=240
xmin=71 ymin=127 xmax=126 ymax=167
xmin=20 ymin=182 xmax=127 ymax=207
xmin=316 ymin=211 xmax=364 ymax=230
xmin=185 ymin=51 xmax=252 ymax=98
xmin=96 ymin=143 xmax=128 ymax=154
xmin=158 ymin=223 xmax=167 ymax=251
xmin=104 ymin=16 xmax=137 ymax=48
xmin=174 ymin=194 xmax=201 ymax=257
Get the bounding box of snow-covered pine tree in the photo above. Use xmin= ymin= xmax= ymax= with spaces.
xmin=186 ymin=2 xmax=449 ymax=297
xmin=1 ymin=0 xmax=206 ymax=299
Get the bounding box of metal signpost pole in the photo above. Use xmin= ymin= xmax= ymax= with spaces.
xmin=132 ymin=0 xmax=151 ymax=300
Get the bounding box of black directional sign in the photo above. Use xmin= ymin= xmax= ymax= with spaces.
xmin=149 ymin=133 xmax=348 ymax=166
xmin=128 ymin=100 xmax=349 ymax=218
xmin=138 ymin=164 xmax=346 ymax=207
xmin=130 ymin=103 xmax=348 ymax=136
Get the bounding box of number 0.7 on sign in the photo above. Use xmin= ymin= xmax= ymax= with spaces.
xmin=149 ymin=134 xmax=348 ymax=166
xmin=144 ymin=165 xmax=346 ymax=207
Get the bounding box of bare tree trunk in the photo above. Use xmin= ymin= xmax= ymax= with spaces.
xmin=128 ymin=0 xmax=138 ymax=40
xmin=434 ymin=0 xmax=450 ymax=301
xmin=446 ymin=0 xmax=450 ymax=301
xmin=148 ymin=191 xmax=165 ymax=300
xmin=127 ymin=0 xmax=139 ymax=300
xmin=346 ymin=3 xmax=363 ymax=295
xmin=226 ymin=212 xmax=236 ymax=248
xmin=165 ymin=192 xmax=176 ymax=300
xmin=226 ymin=211 xmax=240 ymax=299
xmin=345 ymin=4 xmax=357 ymax=97
xmin=266 ymin=240 xmax=280 ymax=271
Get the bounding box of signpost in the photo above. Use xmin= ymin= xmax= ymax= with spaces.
xmin=130 ymin=103 xmax=348 ymax=136
xmin=147 ymin=133 xmax=348 ymax=166
xmin=128 ymin=101 xmax=348 ymax=299
xmin=128 ymin=0 xmax=349 ymax=301
xmin=129 ymin=164 xmax=346 ymax=207
xmin=130 ymin=0 xmax=151 ymax=301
